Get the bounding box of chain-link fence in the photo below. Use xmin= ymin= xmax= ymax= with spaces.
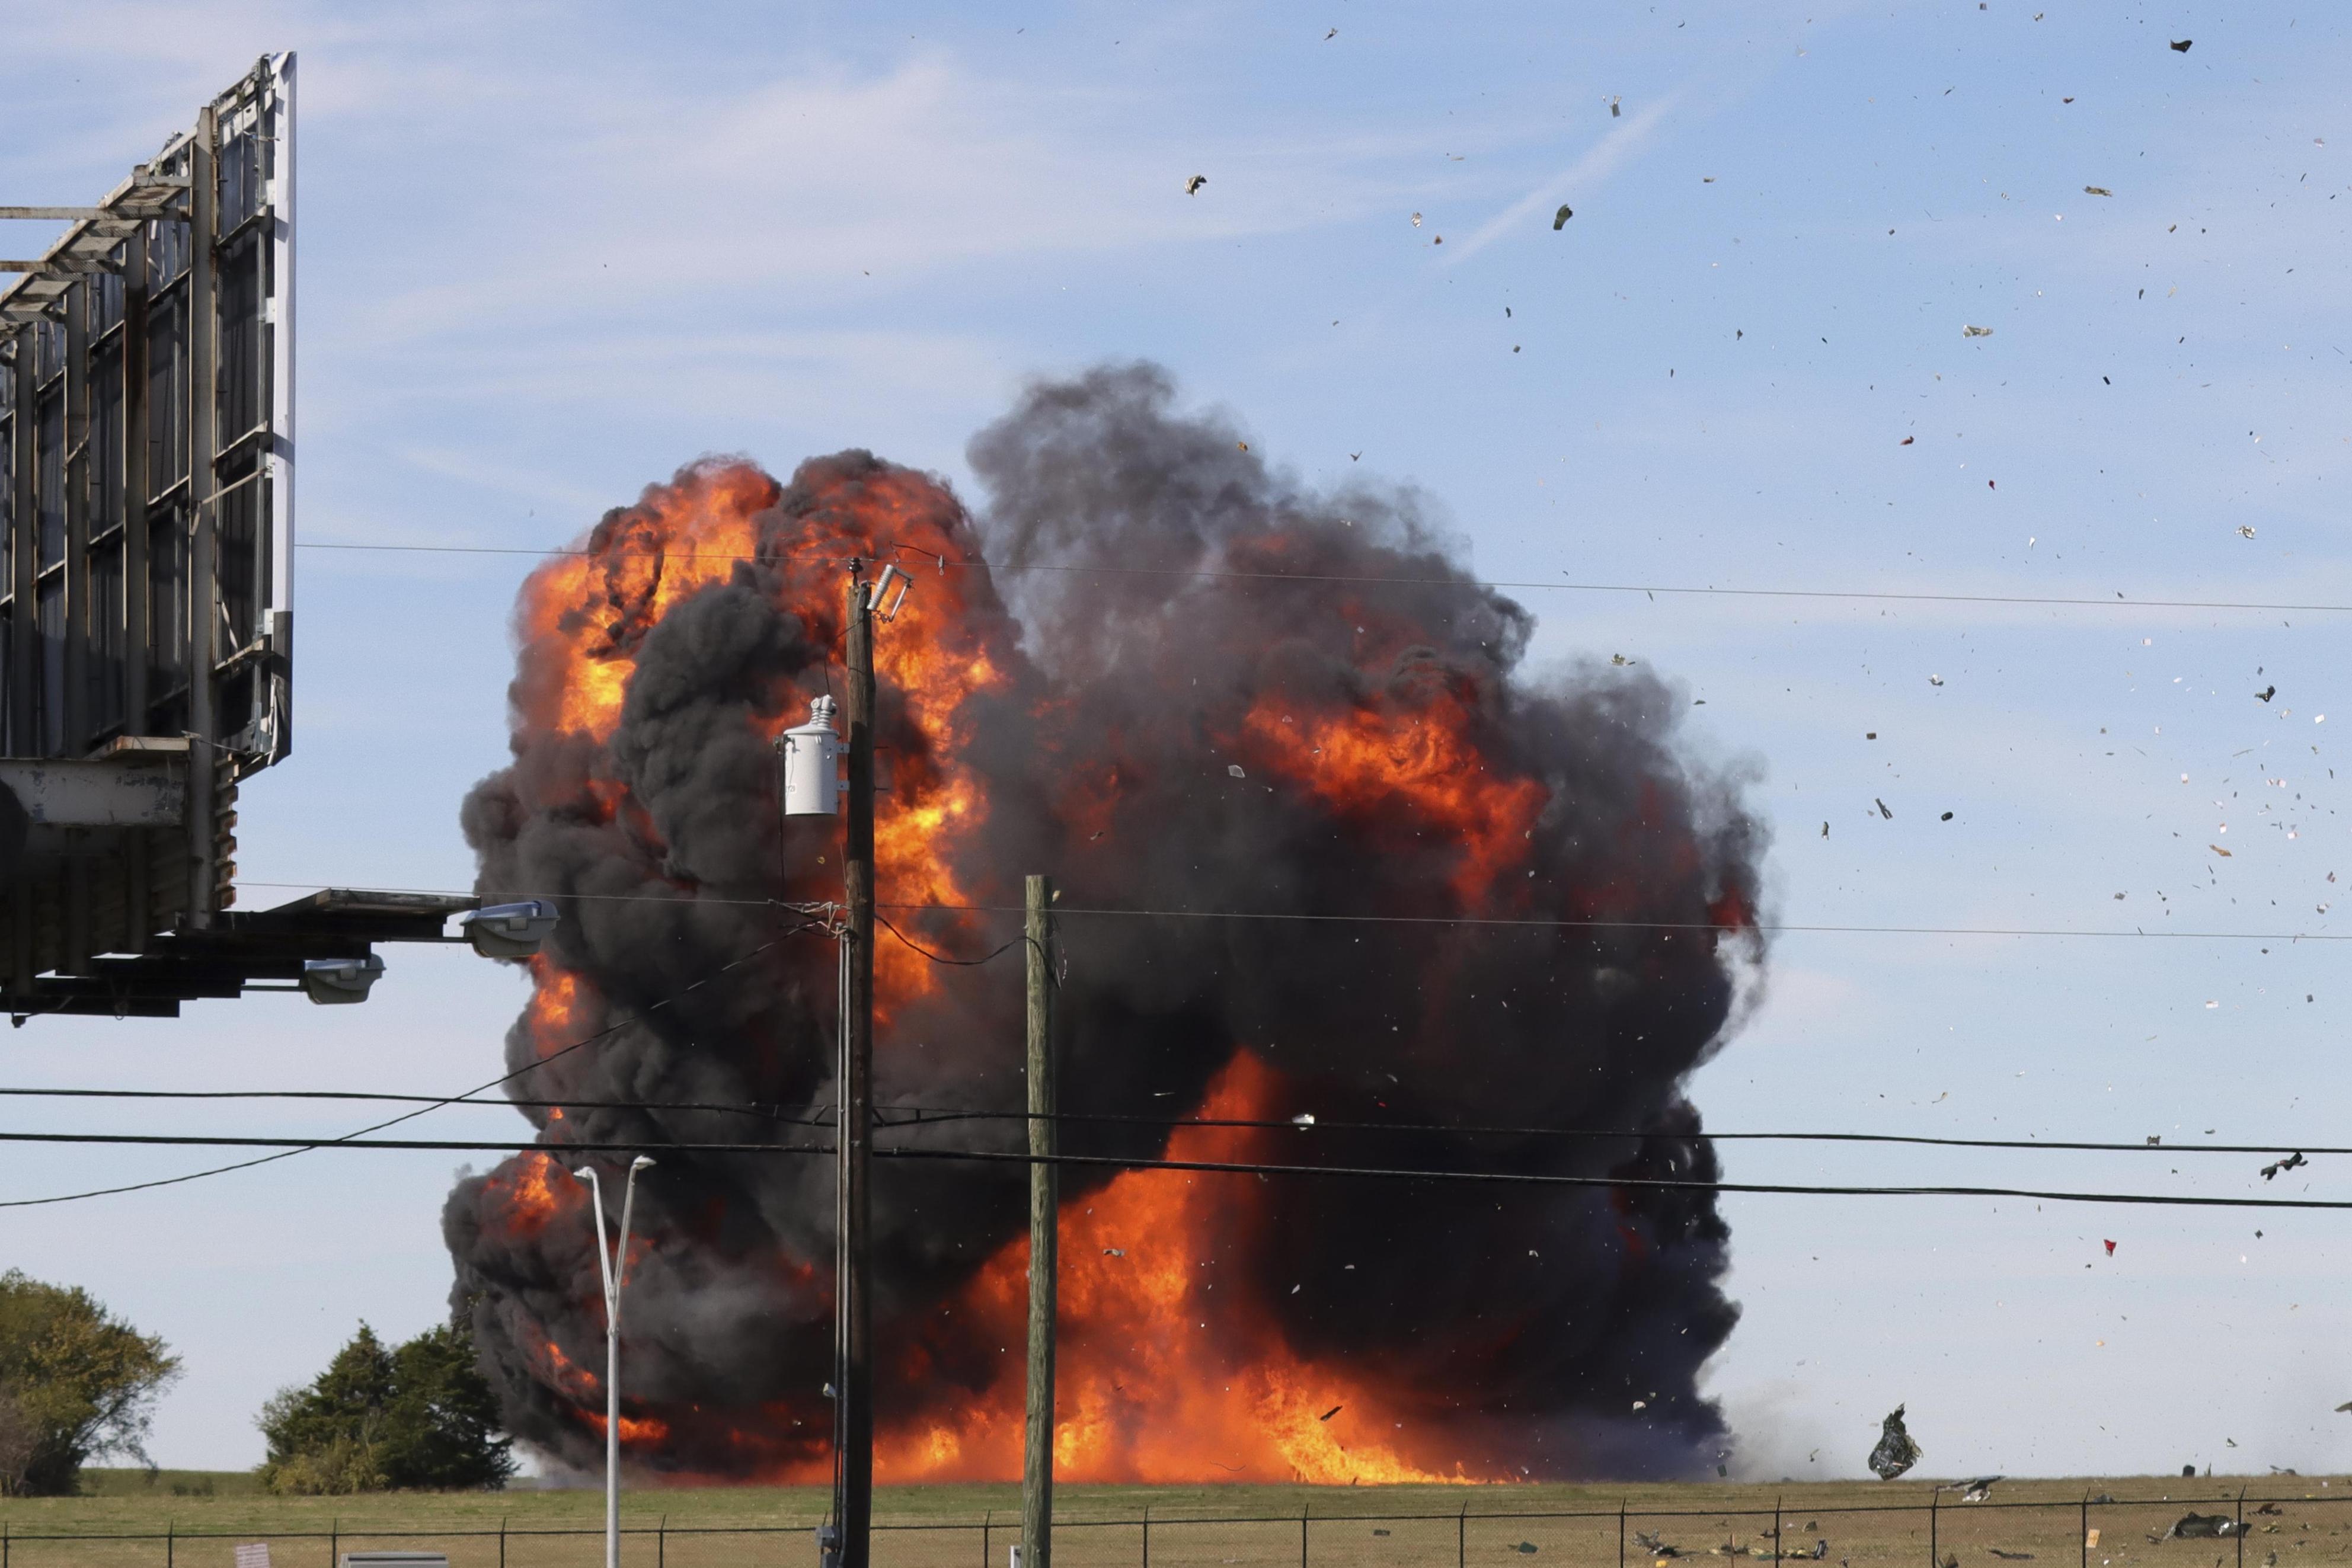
xmin=1 ymin=1491 xmax=2342 ymax=1568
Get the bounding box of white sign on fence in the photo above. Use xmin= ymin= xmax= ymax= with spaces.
xmin=234 ymin=1546 xmax=271 ymax=1568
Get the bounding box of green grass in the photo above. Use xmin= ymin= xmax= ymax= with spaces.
xmin=7 ymin=1474 xmax=2345 ymax=1568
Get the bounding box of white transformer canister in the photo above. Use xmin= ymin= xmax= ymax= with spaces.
xmin=778 ymin=695 xmax=843 ymax=817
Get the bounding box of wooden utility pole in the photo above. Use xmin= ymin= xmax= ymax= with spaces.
xmin=836 ymin=568 xmax=877 ymax=1568
xmin=1021 ymin=873 xmax=1057 ymax=1568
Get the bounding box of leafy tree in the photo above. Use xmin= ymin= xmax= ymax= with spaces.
xmin=0 ymin=1269 xmax=181 ymax=1496
xmin=258 ymin=1318 xmax=513 ymax=1494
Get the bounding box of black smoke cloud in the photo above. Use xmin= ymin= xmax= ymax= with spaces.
xmin=445 ymin=362 xmax=1767 ymax=1481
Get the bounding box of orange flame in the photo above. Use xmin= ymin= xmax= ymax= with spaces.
xmin=801 ymin=1057 xmax=1482 ymax=1486
xmin=1240 ymin=695 xmax=1548 ymax=904
xmin=485 ymin=1151 xmax=570 ymax=1237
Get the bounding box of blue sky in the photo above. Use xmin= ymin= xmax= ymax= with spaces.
xmin=4 ymin=0 xmax=2350 ymax=1479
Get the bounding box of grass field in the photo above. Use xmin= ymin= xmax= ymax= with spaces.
xmin=6 ymin=1474 xmax=2347 ymax=1568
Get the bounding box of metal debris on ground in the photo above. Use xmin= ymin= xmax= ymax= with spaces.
xmin=2166 ymin=1515 xmax=2243 ymax=1540
xmin=1517 ymin=1545 xmax=1540 ymax=1556
xmin=1868 ymin=1404 xmax=1923 ymax=1480
xmin=1963 ymin=325 xmax=1995 ymax=337
xmin=2261 ymin=1151 xmax=2307 ymax=1180
xmin=1554 ymin=204 xmax=1574 ymax=229
xmin=1990 ymin=1553 xmax=2035 ymax=1561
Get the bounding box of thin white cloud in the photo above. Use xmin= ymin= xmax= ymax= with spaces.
xmin=1443 ymin=90 xmax=1686 ymax=265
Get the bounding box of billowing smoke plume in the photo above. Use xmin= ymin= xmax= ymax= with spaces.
xmin=444 ymin=363 xmax=1768 ymax=1484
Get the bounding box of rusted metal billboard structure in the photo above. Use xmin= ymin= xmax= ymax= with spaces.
xmin=0 ymin=56 xmax=541 ymax=1018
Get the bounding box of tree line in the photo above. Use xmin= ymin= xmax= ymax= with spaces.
xmin=0 ymin=1271 xmax=512 ymax=1496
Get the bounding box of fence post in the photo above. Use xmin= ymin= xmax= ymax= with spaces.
xmin=500 ymin=1515 xmax=507 ymax=1568
xmin=983 ymin=1508 xmax=992 ymax=1568
xmin=1775 ymin=1497 xmax=1783 ymax=1565
xmin=1301 ymin=1502 xmax=1309 ymax=1568
xmin=168 ymin=1518 xmax=175 ymax=1568
xmin=2079 ymin=1495 xmax=2089 ymax=1568
xmin=1929 ymin=1492 xmax=1938 ymax=1568
xmin=330 ymin=1517 xmax=338 ymax=1568
xmin=662 ymin=1511 xmax=669 ymax=1568
xmin=1143 ymin=1505 xmax=1151 ymax=1568
xmin=1619 ymin=1501 xmax=1628 ymax=1568
xmin=1459 ymin=1500 xmax=1468 ymax=1568
xmin=2235 ymin=1487 xmax=2246 ymax=1568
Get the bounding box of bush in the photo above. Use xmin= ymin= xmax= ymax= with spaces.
xmin=0 ymin=1270 xmax=181 ymax=1497
xmin=258 ymin=1319 xmax=513 ymax=1494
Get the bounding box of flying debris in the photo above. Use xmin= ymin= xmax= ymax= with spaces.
xmin=1875 ymin=799 xmax=1893 ymax=820
xmin=1963 ymin=325 xmax=1995 ymax=338
xmin=2260 ymin=1152 xmax=2307 ymax=1180
xmin=2238 ymin=526 xmax=2257 ymax=539
xmin=2104 ymin=1240 xmax=2117 ymax=1255
xmin=2083 ymin=185 xmax=2113 ymax=197
xmin=1185 ymin=174 xmax=1208 ymax=195
xmin=1554 ymin=204 xmax=1574 ymax=229
xmin=1610 ymin=95 xmax=1622 ymax=117
xmin=1227 ymin=764 xmax=1247 ymax=779
xmin=1869 ymin=1405 xmax=1923 ymax=1480
xmin=1320 ymin=1404 xmax=1342 ymax=1420
xmin=2257 ymin=686 xmax=2276 ymax=702
xmin=1957 ymin=1477 xmax=2002 ymax=1502
xmin=2170 ymin=38 xmax=2193 ymax=51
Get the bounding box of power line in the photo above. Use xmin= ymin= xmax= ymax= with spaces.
xmin=0 ymin=1128 xmax=2341 ymax=1210
xmin=1 ymin=1085 xmax=2326 ymax=1158
xmin=0 ymin=926 xmax=817 ymax=1210
xmin=228 ymin=882 xmax=2341 ymax=945
xmin=290 ymin=539 xmax=2352 ymax=617
xmin=0 ymin=1086 xmax=826 ymax=1122
xmin=873 ymin=1105 xmax=2333 ymax=1158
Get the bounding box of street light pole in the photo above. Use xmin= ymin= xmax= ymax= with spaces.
xmin=573 ymin=1154 xmax=655 ymax=1568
